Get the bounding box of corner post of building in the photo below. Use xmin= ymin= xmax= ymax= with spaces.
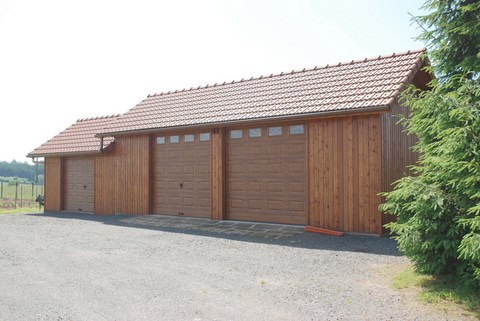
xmin=211 ymin=127 xmax=225 ymax=220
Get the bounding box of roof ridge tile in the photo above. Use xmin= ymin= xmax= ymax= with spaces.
xmin=77 ymin=114 xmax=121 ymax=123
xmin=143 ymin=49 xmax=426 ymax=100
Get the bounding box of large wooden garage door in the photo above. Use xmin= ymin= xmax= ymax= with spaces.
xmin=153 ymin=132 xmax=211 ymax=218
xmin=226 ymin=124 xmax=307 ymax=225
xmin=64 ymin=157 xmax=94 ymax=212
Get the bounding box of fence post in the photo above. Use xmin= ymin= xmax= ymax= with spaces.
xmin=31 ymin=182 xmax=34 ymax=200
xmin=0 ymin=181 xmax=3 ymax=199
xmin=20 ymin=186 xmax=23 ymax=208
xmin=15 ymin=181 xmax=18 ymax=209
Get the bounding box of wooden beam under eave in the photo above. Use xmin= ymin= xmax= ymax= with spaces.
xmin=211 ymin=127 xmax=225 ymax=220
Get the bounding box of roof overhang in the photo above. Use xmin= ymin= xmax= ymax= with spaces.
xmin=96 ymin=104 xmax=390 ymax=137
xmin=27 ymin=150 xmax=104 ymax=158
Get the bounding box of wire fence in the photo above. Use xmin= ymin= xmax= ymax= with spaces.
xmin=0 ymin=182 xmax=44 ymax=209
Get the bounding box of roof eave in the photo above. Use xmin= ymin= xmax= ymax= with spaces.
xmin=27 ymin=150 xmax=104 ymax=158
xmin=96 ymin=104 xmax=391 ymax=137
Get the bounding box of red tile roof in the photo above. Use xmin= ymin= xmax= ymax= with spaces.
xmin=98 ymin=49 xmax=427 ymax=136
xmin=28 ymin=115 xmax=120 ymax=157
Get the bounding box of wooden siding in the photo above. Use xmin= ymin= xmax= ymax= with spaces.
xmin=211 ymin=128 xmax=225 ymax=220
xmin=114 ymin=135 xmax=150 ymax=214
xmin=94 ymin=150 xmax=117 ymax=215
xmin=381 ymin=103 xmax=418 ymax=226
xmin=307 ymin=115 xmax=382 ymax=234
xmin=44 ymin=157 xmax=62 ymax=211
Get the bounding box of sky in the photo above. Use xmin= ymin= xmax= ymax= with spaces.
xmin=0 ymin=0 xmax=426 ymax=163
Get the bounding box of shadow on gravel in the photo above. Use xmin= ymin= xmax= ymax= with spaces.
xmin=30 ymin=212 xmax=402 ymax=257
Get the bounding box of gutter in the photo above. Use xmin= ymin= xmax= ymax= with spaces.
xmin=27 ymin=150 xmax=104 ymax=159
xmin=95 ymin=104 xmax=391 ymax=138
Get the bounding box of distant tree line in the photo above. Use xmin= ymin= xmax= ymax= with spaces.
xmin=0 ymin=160 xmax=44 ymax=183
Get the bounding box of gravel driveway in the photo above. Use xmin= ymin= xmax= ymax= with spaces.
xmin=0 ymin=213 xmax=469 ymax=321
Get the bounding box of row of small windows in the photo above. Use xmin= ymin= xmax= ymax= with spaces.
xmin=156 ymin=132 xmax=210 ymax=144
xmin=156 ymin=125 xmax=304 ymax=144
xmin=230 ymin=125 xmax=304 ymax=139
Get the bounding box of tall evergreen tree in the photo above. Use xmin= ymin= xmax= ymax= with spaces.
xmin=381 ymin=0 xmax=480 ymax=286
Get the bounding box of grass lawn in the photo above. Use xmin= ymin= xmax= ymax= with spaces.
xmin=0 ymin=183 xmax=43 ymax=200
xmin=0 ymin=183 xmax=44 ymax=212
xmin=393 ymin=265 xmax=480 ymax=319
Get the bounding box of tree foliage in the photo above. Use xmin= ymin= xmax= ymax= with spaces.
xmin=416 ymin=0 xmax=480 ymax=80
xmin=381 ymin=0 xmax=480 ymax=287
xmin=0 ymin=160 xmax=44 ymax=183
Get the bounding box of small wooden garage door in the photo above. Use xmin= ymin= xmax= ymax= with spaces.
xmin=64 ymin=157 xmax=94 ymax=212
xmin=153 ymin=132 xmax=211 ymax=218
xmin=226 ymin=124 xmax=307 ymax=225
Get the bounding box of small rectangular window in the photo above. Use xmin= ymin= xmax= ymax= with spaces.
xmin=156 ymin=136 xmax=165 ymax=144
xmin=230 ymin=130 xmax=243 ymax=139
xmin=268 ymin=127 xmax=282 ymax=136
xmin=184 ymin=134 xmax=194 ymax=143
xmin=170 ymin=135 xmax=179 ymax=143
xmin=199 ymin=132 xmax=210 ymax=141
xmin=249 ymin=128 xmax=261 ymax=138
xmin=289 ymin=125 xmax=304 ymax=135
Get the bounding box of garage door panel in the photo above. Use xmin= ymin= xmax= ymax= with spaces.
xmin=230 ymin=181 xmax=244 ymax=191
xmin=153 ymin=132 xmax=211 ymax=218
xmin=247 ymin=144 xmax=262 ymax=155
xmin=248 ymin=182 xmax=262 ymax=192
xmin=183 ymin=197 xmax=194 ymax=206
xmin=288 ymin=142 xmax=306 ymax=153
xmin=182 ymin=182 xmax=194 ymax=190
xmin=183 ymin=165 xmax=194 ymax=174
xmin=267 ymin=182 xmax=283 ymax=192
xmin=198 ymin=181 xmax=210 ymax=191
xmin=268 ymin=200 xmax=283 ymax=210
xmin=248 ymin=199 xmax=263 ymax=210
xmin=289 ymin=182 xmax=305 ymax=193
xmin=168 ymin=165 xmax=181 ymax=174
xmin=289 ymin=201 xmax=305 ymax=212
xmin=64 ymin=157 xmax=94 ymax=213
xmin=168 ymin=150 xmax=181 ymax=159
xmin=198 ymin=198 xmax=210 ymax=207
xmin=226 ymin=125 xmax=306 ymax=225
xmin=229 ymin=198 xmax=245 ymax=209
xmin=288 ymin=161 xmax=305 ymax=170
xmin=198 ymin=164 xmax=209 ymax=174
xmin=183 ymin=149 xmax=194 ymax=158
xmin=248 ymin=164 xmax=262 ymax=175
xmin=229 ymin=164 xmax=244 ymax=175
xmin=268 ymin=164 xmax=284 ymax=175
xmin=197 ymin=148 xmax=210 ymax=158
xmin=167 ymin=181 xmax=179 ymax=189
xmin=267 ymin=144 xmax=282 ymax=155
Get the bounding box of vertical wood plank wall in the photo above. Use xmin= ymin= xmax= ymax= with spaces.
xmin=94 ymin=151 xmax=117 ymax=215
xmin=44 ymin=157 xmax=62 ymax=211
xmin=381 ymin=104 xmax=418 ymax=226
xmin=114 ymin=135 xmax=150 ymax=214
xmin=211 ymin=128 xmax=225 ymax=220
xmin=307 ymin=115 xmax=382 ymax=234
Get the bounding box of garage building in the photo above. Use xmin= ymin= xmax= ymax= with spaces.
xmin=28 ymin=49 xmax=432 ymax=235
